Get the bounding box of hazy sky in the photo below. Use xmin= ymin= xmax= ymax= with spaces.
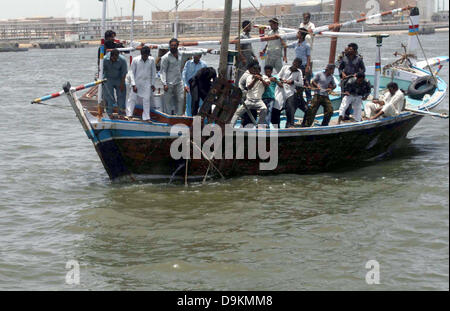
xmin=1 ymin=0 xmax=448 ymax=20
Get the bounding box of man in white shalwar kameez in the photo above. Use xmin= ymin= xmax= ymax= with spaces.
xmin=127 ymin=46 xmax=157 ymax=121
xmin=365 ymin=82 xmax=405 ymax=120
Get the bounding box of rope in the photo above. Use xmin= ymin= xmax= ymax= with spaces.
xmin=248 ymin=0 xmax=271 ymax=20
xmin=191 ymin=139 xmax=225 ymax=180
xmin=409 ymin=16 xmax=439 ymax=86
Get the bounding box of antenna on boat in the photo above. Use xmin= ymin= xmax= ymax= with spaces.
xmin=328 ymin=0 xmax=342 ymax=65
xmin=98 ymin=0 xmax=108 ymax=117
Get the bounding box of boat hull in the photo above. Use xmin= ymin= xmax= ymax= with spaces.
xmin=93 ymin=114 xmax=423 ymax=181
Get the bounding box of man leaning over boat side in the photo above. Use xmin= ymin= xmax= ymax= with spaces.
xmin=365 ymin=82 xmax=406 ymax=120
xmin=182 ymin=54 xmax=208 ymax=116
xmin=127 ymin=46 xmax=156 ymax=121
xmin=103 ymin=49 xmax=128 ymax=117
xmin=304 ymin=64 xmax=337 ymax=127
xmin=230 ymin=63 xmax=269 ymax=128
xmin=338 ymin=72 xmax=372 ymax=124
xmin=261 ymin=18 xmax=287 ymax=74
xmin=160 ymin=38 xmax=212 ymax=116
xmin=235 ymin=20 xmax=257 ymax=85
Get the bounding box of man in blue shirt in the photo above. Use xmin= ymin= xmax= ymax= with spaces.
xmin=103 ymin=49 xmax=128 ymax=116
xmin=288 ymin=28 xmax=312 ymax=104
xmin=182 ymin=54 xmax=207 ymax=116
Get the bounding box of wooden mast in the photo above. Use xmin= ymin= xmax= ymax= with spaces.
xmin=219 ymin=0 xmax=233 ymax=78
xmin=328 ymin=0 xmax=342 ymax=64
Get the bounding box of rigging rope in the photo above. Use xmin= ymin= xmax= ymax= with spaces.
xmin=409 ymin=16 xmax=439 ymax=86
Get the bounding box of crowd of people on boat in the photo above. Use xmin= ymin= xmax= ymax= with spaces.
xmin=100 ymin=12 xmax=406 ymax=127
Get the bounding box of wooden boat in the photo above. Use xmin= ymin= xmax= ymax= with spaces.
xmin=35 ymin=2 xmax=449 ymax=182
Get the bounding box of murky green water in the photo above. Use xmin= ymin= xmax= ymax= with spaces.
xmin=0 ymin=32 xmax=448 ymax=290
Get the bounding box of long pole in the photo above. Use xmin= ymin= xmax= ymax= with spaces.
xmin=175 ymin=0 xmax=179 ymax=39
xmin=98 ymin=0 xmax=107 ymax=108
xmin=219 ymin=0 xmax=233 ymax=79
xmin=131 ymin=0 xmax=136 ymax=46
xmin=374 ymin=36 xmax=382 ymax=99
xmin=328 ymin=0 xmax=342 ymax=64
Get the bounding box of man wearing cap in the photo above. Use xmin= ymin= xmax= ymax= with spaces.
xmin=261 ymin=18 xmax=287 ymax=73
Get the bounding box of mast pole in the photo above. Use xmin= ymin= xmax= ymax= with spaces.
xmin=373 ymin=35 xmax=386 ymax=100
xmin=131 ymin=0 xmax=136 ymax=46
xmin=175 ymin=0 xmax=179 ymax=39
xmin=98 ymin=0 xmax=107 ymax=108
xmin=328 ymin=0 xmax=342 ymax=65
xmin=219 ymin=0 xmax=233 ymax=79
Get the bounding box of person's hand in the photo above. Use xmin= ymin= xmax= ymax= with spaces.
xmin=120 ymin=83 xmax=125 ymax=93
xmin=164 ymin=85 xmax=169 ymax=92
xmin=132 ymin=86 xmax=138 ymax=93
xmin=305 ymin=65 xmax=311 ymax=74
xmin=287 ymin=80 xmax=294 ymax=85
xmin=207 ymin=48 xmax=213 ymax=54
xmin=151 ymin=85 xmax=156 ymax=92
xmin=269 ymin=77 xmax=277 ymax=82
xmin=283 ymin=55 xmax=288 ymax=63
xmin=184 ymin=86 xmax=190 ymax=93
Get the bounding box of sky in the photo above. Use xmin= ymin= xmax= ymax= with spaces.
xmin=1 ymin=0 xmax=448 ymax=20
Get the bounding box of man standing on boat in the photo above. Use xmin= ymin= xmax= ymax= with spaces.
xmin=103 ymin=49 xmax=128 ymax=116
xmin=160 ymin=38 xmax=211 ymax=116
xmin=338 ymin=72 xmax=372 ymax=124
xmin=288 ymin=28 xmax=312 ymax=104
xmin=338 ymin=43 xmax=366 ymax=120
xmin=304 ymin=64 xmax=337 ymax=127
xmin=230 ymin=63 xmax=269 ymax=128
xmin=235 ymin=20 xmax=257 ymax=85
xmin=338 ymin=43 xmax=365 ymax=80
xmin=365 ymin=82 xmax=405 ymax=120
xmin=127 ymin=46 xmax=156 ymax=121
xmin=275 ymin=58 xmax=305 ymax=129
xmin=299 ymin=12 xmax=315 ymax=53
xmin=182 ymin=54 xmax=207 ymax=116
xmin=261 ymin=18 xmax=287 ymax=73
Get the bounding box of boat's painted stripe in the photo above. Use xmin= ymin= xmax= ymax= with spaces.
xmin=408 ymin=24 xmax=419 ymax=35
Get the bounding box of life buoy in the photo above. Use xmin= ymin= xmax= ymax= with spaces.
xmin=407 ymin=76 xmax=437 ymax=100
